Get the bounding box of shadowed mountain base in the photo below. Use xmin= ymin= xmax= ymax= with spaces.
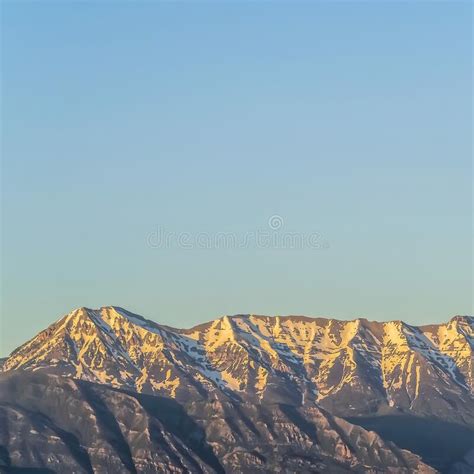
xmin=347 ymin=415 xmax=474 ymax=473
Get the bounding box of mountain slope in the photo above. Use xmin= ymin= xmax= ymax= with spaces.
xmin=3 ymin=307 xmax=473 ymax=425
xmin=0 ymin=371 xmax=435 ymax=473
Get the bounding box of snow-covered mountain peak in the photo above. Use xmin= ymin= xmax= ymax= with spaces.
xmin=2 ymin=308 xmax=473 ymax=425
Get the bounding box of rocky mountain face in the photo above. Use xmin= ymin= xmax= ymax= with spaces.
xmin=0 ymin=371 xmax=433 ymax=473
xmin=1 ymin=306 xmax=473 ymax=473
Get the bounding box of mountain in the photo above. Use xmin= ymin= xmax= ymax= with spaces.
xmin=3 ymin=307 xmax=473 ymax=423
xmin=1 ymin=306 xmax=473 ymax=473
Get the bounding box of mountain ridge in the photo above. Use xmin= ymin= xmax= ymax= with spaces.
xmin=71 ymin=305 xmax=473 ymax=330
xmin=20 ymin=305 xmax=473 ymax=334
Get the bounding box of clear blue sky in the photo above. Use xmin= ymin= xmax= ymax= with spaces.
xmin=1 ymin=2 xmax=472 ymax=355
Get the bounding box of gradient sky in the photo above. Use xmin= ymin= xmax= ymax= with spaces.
xmin=1 ymin=2 xmax=472 ymax=356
